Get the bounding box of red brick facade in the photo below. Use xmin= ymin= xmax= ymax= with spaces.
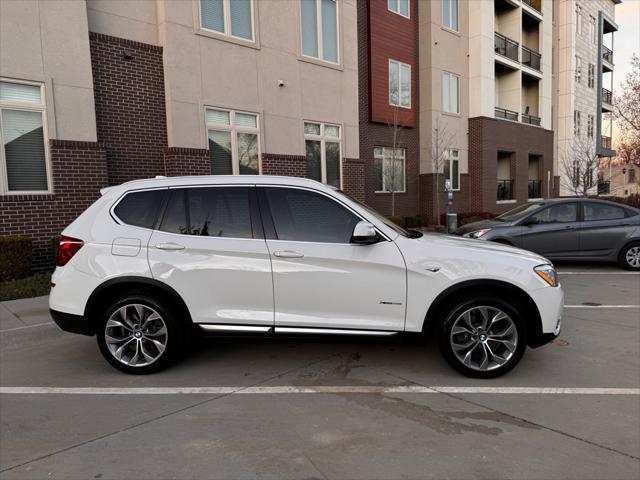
xmin=164 ymin=148 xmax=210 ymax=177
xmin=261 ymin=154 xmax=307 ymax=178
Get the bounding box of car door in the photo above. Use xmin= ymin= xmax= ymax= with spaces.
xmin=520 ymin=202 xmax=580 ymax=257
xmin=259 ymin=186 xmax=406 ymax=331
xmin=147 ymin=185 xmax=274 ymax=326
xmin=579 ymin=202 xmax=633 ymax=258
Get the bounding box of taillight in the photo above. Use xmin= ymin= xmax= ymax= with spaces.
xmin=57 ymin=236 xmax=84 ymax=267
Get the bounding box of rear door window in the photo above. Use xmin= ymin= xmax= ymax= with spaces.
xmin=113 ymin=189 xmax=166 ymax=229
xmin=583 ymin=203 xmax=626 ymax=221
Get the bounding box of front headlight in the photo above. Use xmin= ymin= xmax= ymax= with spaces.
xmin=534 ymin=264 xmax=558 ymax=287
xmin=464 ymin=228 xmax=491 ymax=239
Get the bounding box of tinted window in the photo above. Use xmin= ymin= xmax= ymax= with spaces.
xmin=114 ymin=190 xmax=165 ymax=229
xmin=265 ymin=188 xmax=360 ymax=243
xmin=583 ymin=203 xmax=626 ymax=221
xmin=497 ymin=202 xmax=545 ymax=222
xmin=529 ymin=203 xmax=577 ymax=223
xmin=159 ymin=187 xmax=253 ymax=238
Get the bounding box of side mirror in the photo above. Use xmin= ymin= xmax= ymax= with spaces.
xmin=351 ymin=221 xmax=379 ymax=244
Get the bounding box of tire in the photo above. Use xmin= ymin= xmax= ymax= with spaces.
xmin=96 ymin=294 xmax=185 ymax=374
xmin=618 ymin=242 xmax=640 ymax=271
xmin=439 ymin=296 xmax=527 ymax=379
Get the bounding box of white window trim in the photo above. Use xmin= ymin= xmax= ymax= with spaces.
xmin=388 ymin=59 xmax=411 ymax=109
xmin=205 ymin=107 xmax=261 ymax=175
xmin=299 ymin=0 xmax=340 ymax=66
xmin=442 ymin=0 xmax=458 ymax=33
xmin=303 ymin=121 xmax=343 ymax=188
xmin=374 ymin=146 xmax=406 ymax=193
xmin=198 ymin=0 xmax=256 ymax=44
xmin=387 ymin=0 xmax=410 ymax=19
xmin=444 ymin=149 xmax=461 ymax=191
xmin=575 ymin=55 xmax=582 ymax=84
xmin=442 ymin=71 xmax=460 ymax=114
xmin=0 ymin=78 xmax=52 ymax=195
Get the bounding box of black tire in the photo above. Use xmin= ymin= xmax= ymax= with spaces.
xmin=618 ymin=242 xmax=640 ymax=271
xmin=96 ymin=294 xmax=185 ymax=374
xmin=439 ymin=296 xmax=527 ymax=379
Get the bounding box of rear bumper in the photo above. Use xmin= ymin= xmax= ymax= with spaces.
xmin=50 ymin=309 xmax=93 ymax=336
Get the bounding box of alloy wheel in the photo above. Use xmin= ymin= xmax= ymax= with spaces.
xmin=625 ymin=246 xmax=640 ymax=268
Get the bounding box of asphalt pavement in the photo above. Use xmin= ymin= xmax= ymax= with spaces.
xmin=0 ymin=264 xmax=639 ymax=479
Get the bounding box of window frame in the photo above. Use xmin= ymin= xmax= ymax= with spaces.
xmin=582 ymin=202 xmax=627 ymax=222
xmin=587 ymin=114 xmax=594 ymax=138
xmin=374 ymin=146 xmax=406 ymax=194
xmin=442 ymin=0 xmax=459 ymax=32
xmin=205 ymin=107 xmax=261 ymax=176
xmin=388 ymin=0 xmax=410 ymax=19
xmin=442 ymin=71 xmax=460 ymax=114
xmin=528 ymin=202 xmax=579 ymax=224
xmin=574 ymin=110 xmax=581 ymax=136
xmin=303 ymin=120 xmax=343 ymax=188
xmin=299 ymin=0 xmax=341 ymax=66
xmin=575 ymin=55 xmax=582 ymax=84
xmin=589 ymin=15 xmax=597 ymax=43
xmin=444 ymin=148 xmax=461 ymax=191
xmin=0 ymin=78 xmax=52 ymax=195
xmin=198 ymin=0 xmax=256 ymax=44
xmin=575 ymin=5 xmax=582 ymax=35
xmin=388 ymin=59 xmax=411 ymax=109
xmin=588 ymin=63 xmax=595 ymax=88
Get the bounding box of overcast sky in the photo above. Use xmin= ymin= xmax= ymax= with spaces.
xmin=613 ymin=0 xmax=639 ymax=93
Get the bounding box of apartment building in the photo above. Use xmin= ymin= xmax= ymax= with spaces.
xmin=553 ymin=0 xmax=619 ymax=196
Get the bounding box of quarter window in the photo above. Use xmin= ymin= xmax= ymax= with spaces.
xmin=583 ymin=203 xmax=626 ymax=221
xmin=442 ymin=0 xmax=458 ymax=32
xmin=529 ymin=203 xmax=578 ymax=224
xmin=374 ymin=147 xmax=405 ymax=193
xmin=113 ymin=190 xmax=166 ymax=229
xmin=300 ymin=0 xmax=339 ymax=64
xmin=206 ymin=108 xmax=259 ymax=175
xmin=444 ymin=149 xmax=460 ymax=190
xmin=0 ymin=80 xmax=49 ymax=193
xmin=388 ymin=0 xmax=409 ymax=18
xmin=443 ymin=72 xmax=460 ymax=114
xmin=389 ymin=60 xmax=411 ymax=108
xmin=200 ymin=0 xmax=254 ymax=41
xmin=264 ymin=187 xmax=360 ymax=243
xmin=304 ymin=122 xmax=341 ymax=188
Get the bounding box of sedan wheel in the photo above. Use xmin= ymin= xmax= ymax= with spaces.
xmin=619 ymin=243 xmax=640 ymax=271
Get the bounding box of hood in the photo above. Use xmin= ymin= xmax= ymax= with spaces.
xmin=454 ymin=219 xmax=510 ymax=236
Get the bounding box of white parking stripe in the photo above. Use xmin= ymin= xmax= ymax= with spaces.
xmin=564 ymin=305 xmax=640 ymax=309
xmin=559 ymin=271 xmax=640 ymax=275
xmin=0 ymin=386 xmax=638 ymax=395
xmin=0 ymin=322 xmax=54 ymax=333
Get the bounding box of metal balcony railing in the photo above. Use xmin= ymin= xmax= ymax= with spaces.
xmin=522 ymin=45 xmax=542 ymax=71
xmin=521 ymin=113 xmax=541 ymax=126
xmin=602 ymin=45 xmax=613 ymax=64
xmin=497 ymin=180 xmax=514 ymax=201
xmin=602 ymin=87 xmax=613 ymax=105
xmin=495 ymin=107 xmax=519 ymax=122
xmin=528 ymin=180 xmax=542 ymax=198
xmin=597 ymin=181 xmax=610 ymax=195
xmin=495 ymin=32 xmax=519 ymax=62
xmin=522 ymin=0 xmax=542 ymax=12
xmin=601 ymin=136 xmax=612 ymax=150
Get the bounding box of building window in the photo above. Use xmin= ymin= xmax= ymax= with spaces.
xmin=442 ymin=71 xmax=460 ymax=114
xmin=374 ymin=147 xmax=405 ymax=193
xmin=206 ymin=108 xmax=260 ymax=175
xmin=200 ymin=0 xmax=254 ymax=41
xmin=300 ymin=0 xmax=339 ymax=64
xmin=587 ymin=114 xmax=594 ymax=138
xmin=588 ymin=63 xmax=595 ymax=88
xmin=589 ymin=15 xmax=597 ymax=43
xmin=574 ymin=110 xmax=581 ymax=136
xmin=388 ymin=0 xmax=409 ymax=18
xmin=0 ymin=80 xmax=49 ymax=193
xmin=389 ymin=60 xmax=411 ymax=108
xmin=442 ymin=0 xmax=458 ymax=32
xmin=575 ymin=5 xmax=582 ymax=35
xmin=304 ymin=122 xmax=341 ymax=188
xmin=629 ymin=169 xmax=636 ymax=184
xmin=575 ymin=55 xmax=582 ymax=84
xmin=443 ymin=149 xmax=460 ymax=191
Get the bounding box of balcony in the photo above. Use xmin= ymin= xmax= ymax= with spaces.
xmin=602 ymin=45 xmax=614 ymax=71
xmin=528 ymin=180 xmax=542 ymax=199
xmin=497 ymin=180 xmax=514 ymax=201
xmin=495 ymin=107 xmax=519 ymax=122
xmin=495 ymin=32 xmax=519 ymax=63
xmin=597 ymin=181 xmax=610 ymax=195
xmin=522 ymin=0 xmax=541 ymax=12
xmin=601 ymin=135 xmax=612 ymax=150
xmin=521 ymin=113 xmax=541 ymax=126
xmin=522 ymin=46 xmax=541 ymax=71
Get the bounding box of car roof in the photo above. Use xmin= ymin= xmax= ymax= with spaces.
xmin=528 ymin=197 xmax=639 ymax=212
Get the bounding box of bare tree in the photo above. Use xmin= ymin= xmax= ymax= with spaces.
xmin=384 ymin=107 xmax=403 ymax=216
xmin=561 ymin=135 xmax=599 ymax=196
xmin=431 ymin=120 xmax=455 ymax=225
xmin=615 ymin=53 xmax=640 ymax=134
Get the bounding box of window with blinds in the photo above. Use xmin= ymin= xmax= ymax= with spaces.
xmin=200 ymin=0 xmax=254 ymax=42
xmin=0 ymin=81 xmax=49 ymax=193
xmin=205 ymin=108 xmax=260 ymax=175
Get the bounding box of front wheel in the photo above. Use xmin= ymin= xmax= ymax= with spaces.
xmin=439 ymin=297 xmax=527 ymax=378
xmin=618 ymin=242 xmax=640 ymax=271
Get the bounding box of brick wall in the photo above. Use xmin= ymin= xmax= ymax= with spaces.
xmin=261 ymin=153 xmax=307 ymax=177
xmin=343 ymin=158 xmax=366 ymax=202
xmin=0 ymin=140 xmax=108 ymax=269
xmin=89 ymin=32 xmax=167 ymax=184
xmin=164 ymin=148 xmax=210 ymax=177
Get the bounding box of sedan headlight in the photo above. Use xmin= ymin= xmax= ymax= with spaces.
xmin=464 ymin=228 xmax=491 ymax=239
xmin=534 ymin=264 xmax=558 ymax=287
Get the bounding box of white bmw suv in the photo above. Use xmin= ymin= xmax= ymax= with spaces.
xmin=50 ymin=176 xmax=563 ymax=378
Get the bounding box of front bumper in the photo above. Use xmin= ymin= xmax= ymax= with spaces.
xmin=50 ymin=309 xmax=93 ymax=336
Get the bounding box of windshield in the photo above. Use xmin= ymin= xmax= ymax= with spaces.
xmin=333 ymin=190 xmax=417 ymax=238
xmin=496 ymin=202 xmax=545 ymax=222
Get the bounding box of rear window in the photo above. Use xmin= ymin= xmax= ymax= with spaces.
xmin=113 ymin=190 xmax=166 ymax=229
xmin=583 ymin=203 xmax=627 ymax=221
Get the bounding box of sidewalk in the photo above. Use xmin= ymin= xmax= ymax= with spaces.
xmin=0 ymin=296 xmax=62 ymax=349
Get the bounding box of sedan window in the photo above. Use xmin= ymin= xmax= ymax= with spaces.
xmin=496 ymin=202 xmax=545 ymax=222
xmin=528 ymin=203 xmax=577 ymax=224
xmin=113 ymin=189 xmax=166 ymax=229
xmin=583 ymin=203 xmax=626 ymax=221
xmin=264 ymin=188 xmax=360 ymax=243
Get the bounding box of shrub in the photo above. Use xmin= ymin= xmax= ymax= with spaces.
xmin=590 ymin=193 xmax=640 ymax=209
xmin=0 ymin=236 xmax=32 ymax=281
xmin=403 ymin=215 xmax=424 ymax=228
xmin=387 ymin=215 xmax=405 ymax=227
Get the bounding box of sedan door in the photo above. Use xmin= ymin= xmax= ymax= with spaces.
xmin=147 ymin=186 xmax=274 ymax=327
xmin=579 ymin=202 xmax=635 ymax=258
xmin=520 ymin=202 xmax=580 ymax=257
xmin=259 ymin=186 xmax=406 ymax=331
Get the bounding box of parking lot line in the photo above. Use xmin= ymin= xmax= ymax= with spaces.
xmin=1 ymin=386 xmax=638 ymax=395
xmin=558 ymin=271 xmax=640 ymax=275
xmin=564 ymin=305 xmax=640 ymax=309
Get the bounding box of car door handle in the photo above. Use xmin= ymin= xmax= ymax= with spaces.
xmin=155 ymin=242 xmax=185 ymax=251
xmin=273 ymin=250 xmax=304 ymax=258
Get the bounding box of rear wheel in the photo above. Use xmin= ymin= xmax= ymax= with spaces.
xmin=618 ymin=242 xmax=640 ymax=271
xmin=96 ymin=295 xmax=185 ymax=374
xmin=439 ymin=297 xmax=527 ymax=378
